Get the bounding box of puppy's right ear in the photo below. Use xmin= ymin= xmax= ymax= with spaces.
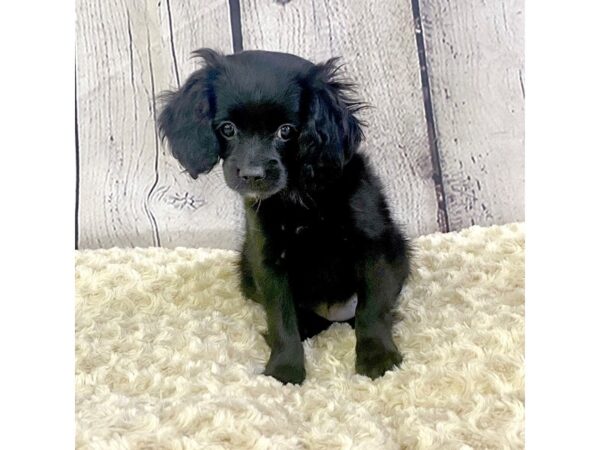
xmin=158 ymin=49 xmax=223 ymax=179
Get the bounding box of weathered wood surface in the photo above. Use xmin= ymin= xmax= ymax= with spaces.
xmin=75 ymin=0 xmax=525 ymax=249
xmin=240 ymin=0 xmax=440 ymax=238
xmin=420 ymin=0 xmax=525 ymax=229
xmin=76 ymin=0 xmax=243 ymax=250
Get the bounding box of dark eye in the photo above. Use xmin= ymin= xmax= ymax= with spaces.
xmin=219 ymin=122 xmax=237 ymax=139
xmin=277 ymin=124 xmax=296 ymax=141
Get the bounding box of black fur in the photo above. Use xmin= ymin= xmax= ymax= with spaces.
xmin=158 ymin=49 xmax=410 ymax=384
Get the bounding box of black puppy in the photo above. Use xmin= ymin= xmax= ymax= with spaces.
xmin=158 ymin=49 xmax=410 ymax=384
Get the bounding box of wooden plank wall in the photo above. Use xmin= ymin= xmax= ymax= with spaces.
xmin=76 ymin=0 xmax=243 ymax=250
xmin=76 ymin=0 xmax=524 ymax=249
xmin=419 ymin=0 xmax=525 ymax=229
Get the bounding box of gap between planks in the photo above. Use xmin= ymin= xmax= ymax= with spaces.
xmin=228 ymin=0 xmax=243 ymax=52
xmin=410 ymin=0 xmax=449 ymax=233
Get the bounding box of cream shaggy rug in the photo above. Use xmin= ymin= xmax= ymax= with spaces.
xmin=75 ymin=223 xmax=524 ymax=449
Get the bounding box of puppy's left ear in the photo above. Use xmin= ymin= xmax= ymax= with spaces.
xmin=158 ymin=49 xmax=223 ymax=179
xmin=299 ymin=58 xmax=366 ymax=172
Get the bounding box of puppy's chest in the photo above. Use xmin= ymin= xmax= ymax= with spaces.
xmin=274 ymin=217 xmax=358 ymax=319
xmin=270 ymin=215 xmax=353 ymax=265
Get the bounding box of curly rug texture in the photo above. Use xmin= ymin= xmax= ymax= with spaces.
xmin=75 ymin=223 xmax=524 ymax=450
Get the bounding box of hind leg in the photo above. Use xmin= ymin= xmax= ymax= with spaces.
xmin=296 ymin=308 xmax=355 ymax=341
xmin=296 ymin=308 xmax=333 ymax=340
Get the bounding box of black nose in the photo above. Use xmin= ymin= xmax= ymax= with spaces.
xmin=238 ymin=166 xmax=266 ymax=182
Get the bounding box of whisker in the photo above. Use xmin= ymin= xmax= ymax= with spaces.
xmin=304 ymin=192 xmax=316 ymax=208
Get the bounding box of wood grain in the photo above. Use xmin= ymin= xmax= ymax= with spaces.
xmin=420 ymin=0 xmax=525 ymax=230
xmin=148 ymin=0 xmax=244 ymax=250
xmin=76 ymin=0 xmax=524 ymax=249
xmin=239 ymin=0 xmax=441 ymax=237
xmin=77 ymin=0 xmax=160 ymax=248
xmin=76 ymin=0 xmax=243 ymax=249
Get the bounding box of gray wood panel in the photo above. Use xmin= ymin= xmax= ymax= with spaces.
xmin=76 ymin=0 xmax=242 ymax=249
xmin=76 ymin=0 xmax=525 ymax=249
xmin=239 ymin=0 xmax=441 ymax=237
xmin=77 ymin=0 xmax=156 ymax=248
xmin=148 ymin=0 xmax=244 ymax=249
xmin=420 ymin=0 xmax=525 ymax=229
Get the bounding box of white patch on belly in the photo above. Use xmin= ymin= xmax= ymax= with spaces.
xmin=314 ymin=294 xmax=358 ymax=321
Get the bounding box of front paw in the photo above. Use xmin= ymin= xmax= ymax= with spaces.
xmin=264 ymin=359 xmax=306 ymax=385
xmin=263 ymin=348 xmax=306 ymax=384
xmin=356 ymin=341 xmax=402 ymax=379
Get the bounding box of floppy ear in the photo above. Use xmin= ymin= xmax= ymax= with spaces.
xmin=298 ymin=58 xmax=366 ymax=182
xmin=158 ymin=49 xmax=223 ymax=179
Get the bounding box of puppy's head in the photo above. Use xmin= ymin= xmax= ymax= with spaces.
xmin=158 ymin=49 xmax=365 ymax=200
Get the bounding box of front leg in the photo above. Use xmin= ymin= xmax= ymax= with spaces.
xmin=255 ymin=266 xmax=306 ymax=385
xmin=355 ymin=253 xmax=407 ymax=379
